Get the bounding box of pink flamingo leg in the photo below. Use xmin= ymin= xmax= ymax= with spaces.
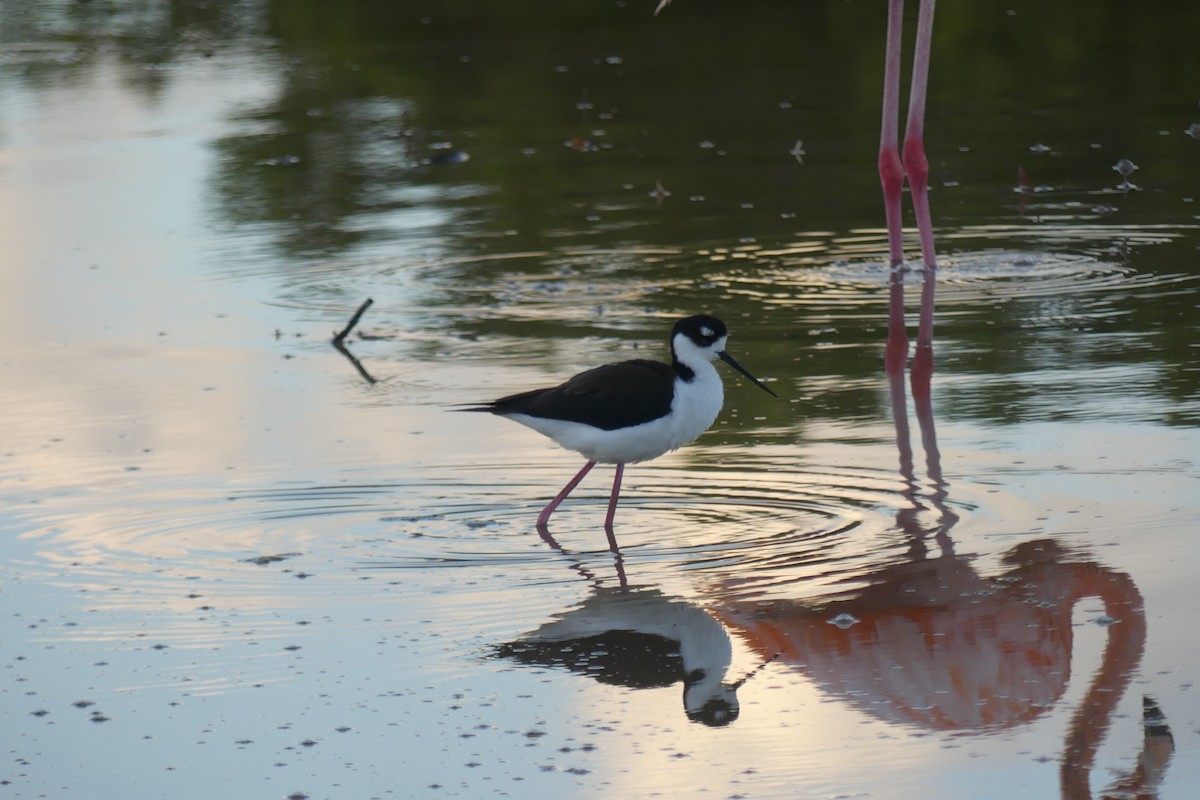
xmin=904 ymin=0 xmax=938 ymax=377
xmin=903 ymin=0 xmax=938 ymax=272
xmin=879 ymin=0 xmax=907 ymax=272
xmin=536 ymin=460 xmax=596 ymax=527
xmin=603 ymin=463 xmax=625 ymax=538
xmin=883 ymin=0 xmax=938 ymax=379
xmin=881 ymin=0 xmax=909 ymax=376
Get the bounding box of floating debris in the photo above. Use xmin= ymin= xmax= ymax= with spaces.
xmin=1016 ymin=165 xmax=1033 ymax=194
xmin=429 ymin=149 xmax=469 ymax=166
xmin=790 ymin=139 xmax=806 ymax=165
xmin=1113 ymin=158 xmax=1139 ymax=189
xmin=650 ymin=179 xmax=670 ymax=207
xmin=242 ymin=553 xmax=301 ymax=566
xmin=1113 ymin=158 xmax=1138 ymax=177
xmin=827 ymin=613 xmax=861 ymax=630
xmin=259 ymin=154 xmax=300 ymax=167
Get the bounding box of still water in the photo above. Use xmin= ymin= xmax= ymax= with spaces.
xmin=2 ymin=1 xmax=1199 ymax=798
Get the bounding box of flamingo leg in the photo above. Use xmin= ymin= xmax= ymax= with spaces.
xmin=879 ymin=0 xmax=907 ymax=272
xmin=883 ymin=0 xmax=939 ymax=379
xmin=903 ymin=0 xmax=938 ymax=271
xmin=881 ymin=0 xmax=909 ymax=376
xmin=537 ymin=460 xmax=596 ymax=527
xmin=904 ymin=0 xmax=938 ymax=374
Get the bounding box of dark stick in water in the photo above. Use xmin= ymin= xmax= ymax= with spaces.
xmin=333 ymin=297 xmax=375 ymax=346
xmin=331 ymin=298 xmax=377 ymax=385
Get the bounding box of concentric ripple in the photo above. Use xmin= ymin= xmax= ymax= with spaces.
xmin=737 ymin=245 xmax=1195 ymax=313
xmin=214 ymin=456 xmax=964 ymax=604
xmin=10 ymin=452 xmax=953 ymax=596
xmin=263 ymin=220 xmax=1199 ymax=371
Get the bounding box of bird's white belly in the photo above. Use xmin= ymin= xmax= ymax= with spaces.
xmin=509 ymin=370 xmax=724 ymax=464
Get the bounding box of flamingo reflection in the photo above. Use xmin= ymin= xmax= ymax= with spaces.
xmin=713 ymin=275 xmax=1171 ymax=794
xmin=715 ymin=532 xmax=1170 ymax=796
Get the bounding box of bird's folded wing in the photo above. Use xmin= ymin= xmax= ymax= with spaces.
xmin=495 ymin=359 xmax=675 ymax=430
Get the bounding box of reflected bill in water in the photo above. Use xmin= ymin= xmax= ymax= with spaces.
xmin=494 ymin=584 xmax=746 ymax=728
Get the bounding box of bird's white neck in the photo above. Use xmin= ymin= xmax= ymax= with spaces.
xmin=671 ymin=332 xmax=726 ymax=379
xmin=665 ymin=336 xmax=725 ymax=454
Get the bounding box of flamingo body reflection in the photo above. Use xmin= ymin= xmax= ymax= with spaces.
xmin=716 ymin=540 xmax=1145 ymax=730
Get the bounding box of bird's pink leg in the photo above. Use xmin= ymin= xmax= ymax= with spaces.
xmin=903 ymin=0 xmax=938 ymax=376
xmin=603 ymin=463 xmax=625 ymax=545
xmin=881 ymin=0 xmax=909 ymax=375
xmin=536 ymin=460 xmax=596 ymax=527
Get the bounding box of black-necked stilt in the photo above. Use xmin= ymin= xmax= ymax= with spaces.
xmin=465 ymin=314 xmax=776 ymax=532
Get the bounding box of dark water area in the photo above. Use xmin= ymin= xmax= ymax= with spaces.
xmin=2 ymin=1 xmax=1199 ymax=798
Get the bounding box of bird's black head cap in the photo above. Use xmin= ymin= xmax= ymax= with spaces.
xmin=672 ymin=314 xmax=728 ymax=349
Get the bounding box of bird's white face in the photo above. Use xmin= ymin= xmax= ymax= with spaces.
xmin=674 ymin=330 xmax=728 ymax=365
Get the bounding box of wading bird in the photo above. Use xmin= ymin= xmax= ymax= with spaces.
xmin=465 ymin=315 xmax=776 ymax=539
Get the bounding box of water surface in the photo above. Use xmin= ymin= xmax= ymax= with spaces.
xmin=2 ymin=1 xmax=1199 ymax=798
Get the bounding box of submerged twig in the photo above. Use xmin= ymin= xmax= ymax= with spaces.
xmin=331 ymin=298 xmax=378 ymax=384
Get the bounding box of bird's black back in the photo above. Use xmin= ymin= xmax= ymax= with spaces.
xmin=471 ymin=358 xmax=676 ymax=430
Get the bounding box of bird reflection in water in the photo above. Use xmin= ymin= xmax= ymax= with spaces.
xmin=494 ymin=530 xmax=769 ymax=727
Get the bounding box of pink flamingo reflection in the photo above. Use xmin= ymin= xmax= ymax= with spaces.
xmin=716 ymin=538 xmax=1143 ymax=729
xmin=715 ymin=535 xmax=1169 ymax=796
xmin=713 ymin=275 xmax=1172 ymax=796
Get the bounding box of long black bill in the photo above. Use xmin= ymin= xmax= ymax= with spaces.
xmin=718 ymin=351 xmax=778 ymax=397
